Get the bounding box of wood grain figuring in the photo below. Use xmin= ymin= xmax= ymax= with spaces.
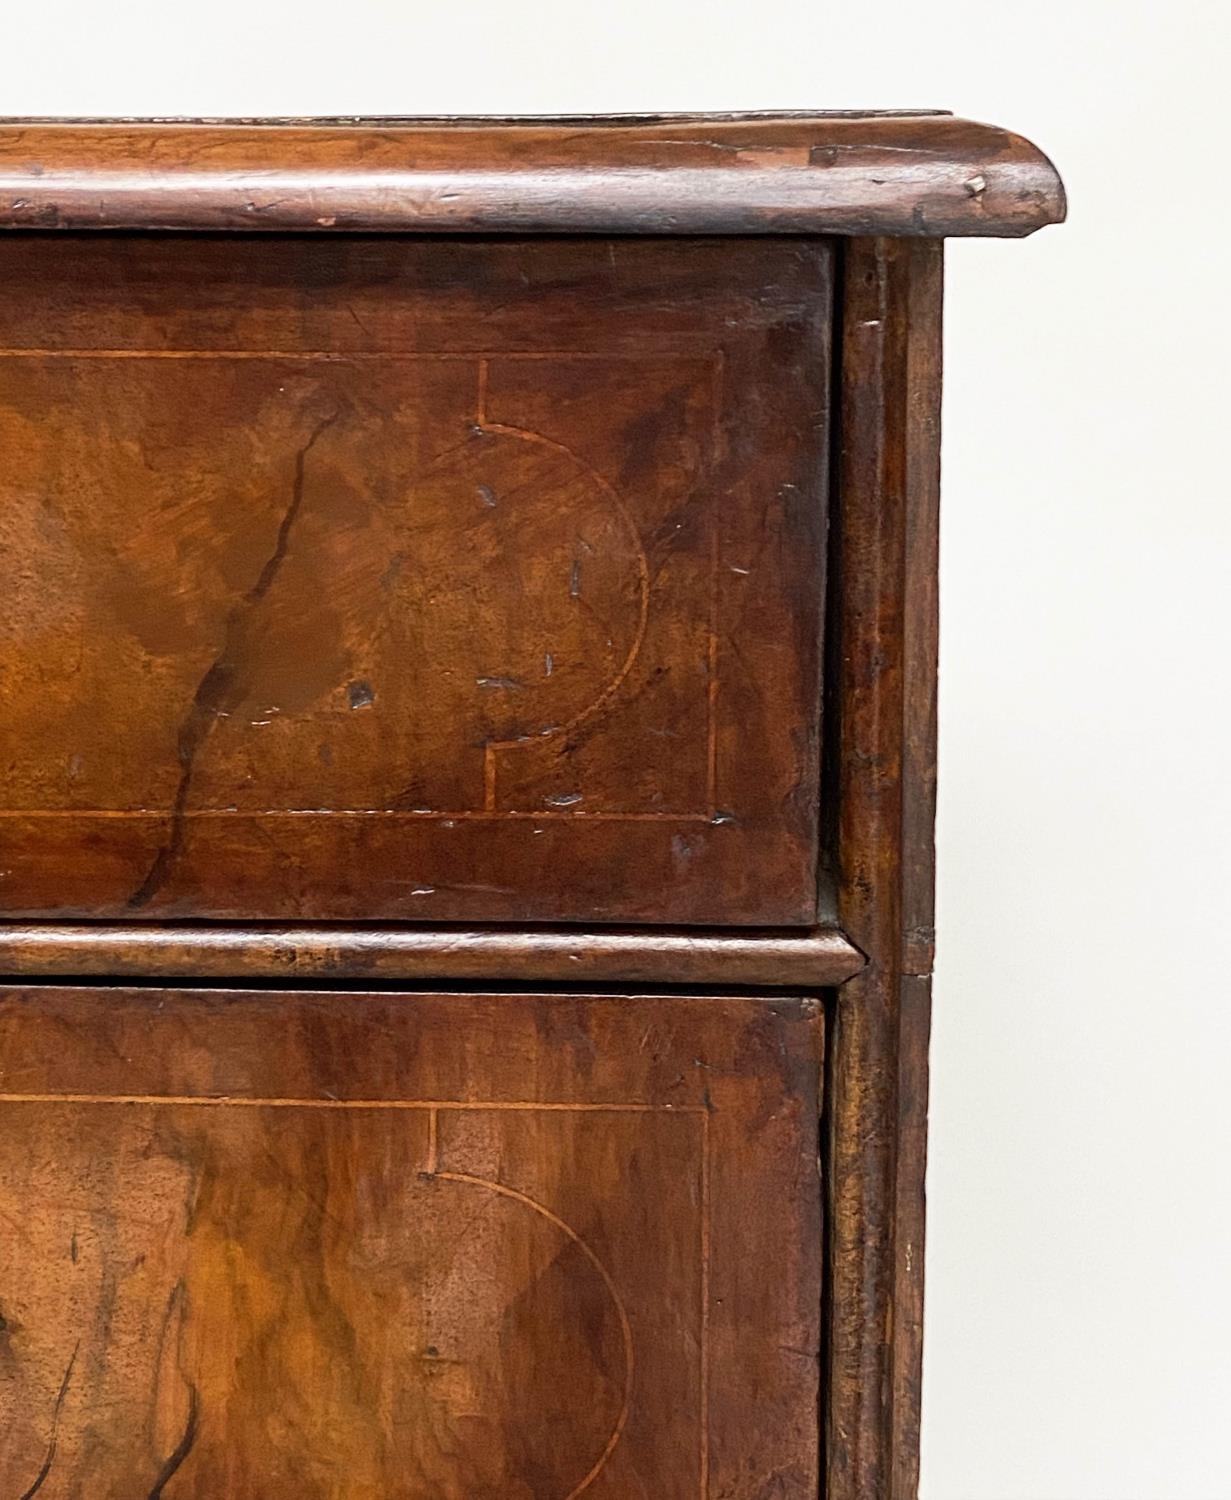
xmin=825 ymin=239 xmax=942 ymax=1500
xmin=0 ymin=986 xmax=822 ymax=1499
xmin=0 ymin=114 xmax=1066 ymax=238
xmin=0 ymin=922 xmax=865 ymax=987
xmin=0 ymin=235 xmax=829 ymax=924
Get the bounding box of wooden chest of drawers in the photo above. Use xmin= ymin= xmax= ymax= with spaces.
xmin=0 ymin=114 xmax=1063 ymax=1499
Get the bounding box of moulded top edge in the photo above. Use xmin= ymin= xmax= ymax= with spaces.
xmin=0 ymin=113 xmax=1065 ymax=238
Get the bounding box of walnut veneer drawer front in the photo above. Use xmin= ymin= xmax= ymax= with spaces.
xmin=0 ymin=234 xmax=828 ymax=925
xmin=0 ymin=986 xmax=821 ymax=1499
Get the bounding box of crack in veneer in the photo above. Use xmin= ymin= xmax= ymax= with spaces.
xmin=126 ymin=410 xmax=340 ymax=909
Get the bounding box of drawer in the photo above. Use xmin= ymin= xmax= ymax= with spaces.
xmin=0 ymin=236 xmax=830 ymax=925
xmin=0 ymin=985 xmax=822 ymax=1499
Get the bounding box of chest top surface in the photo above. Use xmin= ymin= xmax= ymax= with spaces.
xmin=0 ymin=111 xmax=1065 ymax=237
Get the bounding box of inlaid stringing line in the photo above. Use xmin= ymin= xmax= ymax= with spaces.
xmin=0 ymin=1094 xmax=708 ymax=1112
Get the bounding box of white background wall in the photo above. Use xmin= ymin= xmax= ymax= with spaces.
xmin=8 ymin=4 xmax=1229 ymax=1496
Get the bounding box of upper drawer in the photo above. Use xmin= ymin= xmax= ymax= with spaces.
xmin=0 ymin=235 xmax=830 ymax=924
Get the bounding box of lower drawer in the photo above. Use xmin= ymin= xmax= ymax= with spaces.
xmin=0 ymin=986 xmax=822 ymax=1499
